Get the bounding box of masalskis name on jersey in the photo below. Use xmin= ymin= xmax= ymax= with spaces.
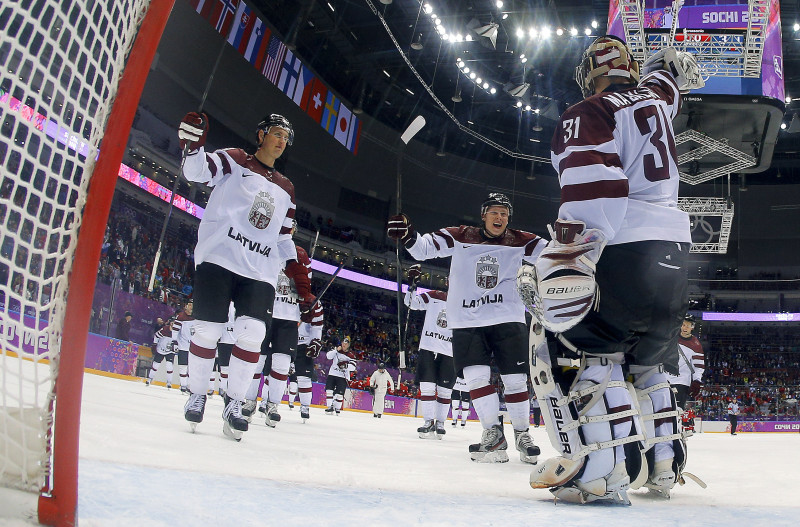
xmin=462 ymin=293 xmax=503 ymax=309
xmin=227 ymin=227 xmax=271 ymax=256
xmin=423 ymin=331 xmax=452 ymax=343
xmin=603 ymin=88 xmax=657 ymax=109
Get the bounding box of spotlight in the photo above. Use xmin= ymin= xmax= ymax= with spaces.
xmin=570 ymin=27 xmax=578 ymax=36
xmin=467 ymin=18 xmax=500 ymax=49
xmin=591 ymin=20 xmax=598 ymax=29
xmin=585 ymin=28 xmax=592 ymax=35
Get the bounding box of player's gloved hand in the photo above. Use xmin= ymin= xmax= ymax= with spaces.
xmin=642 ymin=47 xmax=705 ymax=92
xmin=690 ymin=380 xmax=702 ymax=399
xmin=407 ymin=264 xmax=422 ymax=289
xmin=306 ymin=338 xmax=322 ymax=358
xmin=178 ymin=112 xmax=208 ymax=153
xmin=517 ymin=219 xmax=607 ymax=333
xmin=299 ymin=294 xmax=317 ymax=320
xmin=387 ymin=213 xmax=414 ymax=244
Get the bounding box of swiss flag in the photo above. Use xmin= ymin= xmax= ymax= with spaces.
xmin=304 ymin=77 xmax=328 ymax=124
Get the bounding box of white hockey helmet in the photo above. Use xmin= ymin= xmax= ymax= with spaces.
xmin=256 ymin=114 xmax=294 ymax=145
xmin=575 ymin=35 xmax=640 ymax=98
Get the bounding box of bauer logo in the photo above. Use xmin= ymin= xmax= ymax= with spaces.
xmin=248 ymin=191 xmax=275 ymax=230
xmin=475 ymin=255 xmax=499 ymax=289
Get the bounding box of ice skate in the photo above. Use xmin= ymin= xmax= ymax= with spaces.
xmin=300 ymin=406 xmax=310 ymax=423
xmin=451 ymin=419 xmax=457 ymax=427
xmin=222 ymin=396 xmax=248 ymax=441
xmin=184 ymin=393 xmax=207 ymax=433
xmin=144 ymin=379 xmax=150 ymax=386
xmin=207 ymin=389 xmax=214 ymax=398
xmin=241 ymin=399 xmax=257 ymax=423
xmin=514 ymin=429 xmax=540 ymax=464
xmin=435 ymin=421 xmax=446 ymax=439
xmin=644 ymin=459 xmax=676 ymax=498
xmin=325 ymin=406 xmax=335 ymax=415
xmin=166 ymin=383 xmax=172 ymax=390
xmin=550 ymin=463 xmax=631 ymax=505
xmin=417 ymin=420 xmax=437 ymax=439
xmin=469 ymin=424 xmax=509 ymax=463
xmin=180 ymin=386 xmax=190 ymax=395
xmin=265 ymin=402 xmax=282 ymax=428
xmin=288 ymin=402 xmax=295 ymax=409
xmin=335 ymin=409 xmax=341 ymax=415
xmin=461 ymin=421 xmax=466 ymax=427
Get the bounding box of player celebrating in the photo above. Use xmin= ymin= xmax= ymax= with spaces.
xmin=667 ymin=314 xmax=705 ymax=410
xmin=325 ymin=336 xmax=356 ymax=415
xmin=404 ymin=269 xmax=454 ymax=439
xmin=388 ymin=193 xmax=544 ymax=463
xmin=517 ymin=36 xmax=704 ymax=503
xmin=177 ymin=113 xmax=313 ymax=441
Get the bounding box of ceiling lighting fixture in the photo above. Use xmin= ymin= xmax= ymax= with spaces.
xmin=411 ymin=33 xmax=423 ymax=50
xmin=490 ymin=87 xmax=497 ymax=94
xmin=584 ymin=28 xmax=592 ymax=35
xmin=570 ymin=27 xmax=578 ymax=36
xmin=556 ymin=28 xmax=564 ymax=36
xmin=468 ymin=18 xmax=499 ymax=49
xmin=516 ymin=28 xmax=524 ymax=38
xmin=496 ymin=1 xmax=503 ymax=8
xmin=423 ymin=3 xmax=433 ymax=15
xmin=591 ymin=20 xmax=598 ymax=29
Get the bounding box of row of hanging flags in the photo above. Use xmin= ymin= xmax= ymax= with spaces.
xmin=187 ymin=0 xmax=362 ymax=154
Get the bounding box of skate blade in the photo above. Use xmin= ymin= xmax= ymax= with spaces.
xmin=265 ymin=420 xmax=277 ymax=428
xmin=222 ymin=422 xmax=243 ymax=442
xmin=418 ymin=432 xmax=437 ymax=440
xmin=189 ymin=422 xmax=198 ymax=433
xmin=519 ymin=453 xmax=539 ymax=464
xmin=470 ymin=450 xmax=510 ymax=463
xmin=680 ymin=472 xmax=707 ymax=489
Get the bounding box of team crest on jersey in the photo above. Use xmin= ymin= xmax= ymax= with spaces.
xmin=436 ymin=309 xmax=448 ymax=329
xmin=276 ymin=271 xmax=295 ymax=296
xmin=475 ymin=255 xmax=499 ymax=289
xmin=248 ymin=191 xmax=275 ymax=230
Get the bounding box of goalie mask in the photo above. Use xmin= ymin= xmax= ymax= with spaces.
xmin=575 ymin=35 xmax=640 ymax=99
xmin=256 ymin=114 xmax=294 ymax=146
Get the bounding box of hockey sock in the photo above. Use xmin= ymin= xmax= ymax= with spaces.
xmin=179 ymin=363 xmax=189 ymax=388
xmin=501 ymin=373 xmax=530 ymax=431
xmin=463 ymin=365 xmax=499 ymax=429
xmin=451 ymin=399 xmax=460 ymax=420
xmin=288 ymin=381 xmax=298 ymax=404
xmin=226 ymin=346 xmax=262 ymax=401
xmin=298 ymin=377 xmax=313 ymax=407
xmin=219 ymin=366 xmax=229 ymax=393
xmin=326 ymin=389 xmax=334 ymax=408
xmin=188 ymin=344 xmax=216 ymax=395
xmin=334 ymin=394 xmax=344 ymax=411
xmin=267 ymin=353 xmax=291 ymax=405
xmin=148 ymin=359 xmax=160 ymax=382
xmin=246 ymin=355 xmax=267 ymax=401
xmin=165 ymin=360 xmax=175 ymax=385
xmin=419 ymin=381 xmax=436 ymax=423
xmin=461 ymin=401 xmax=471 ymax=423
xmin=436 ymin=386 xmax=452 ymax=423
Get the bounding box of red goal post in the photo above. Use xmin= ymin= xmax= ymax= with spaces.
xmin=0 ymin=1 xmax=175 ymax=525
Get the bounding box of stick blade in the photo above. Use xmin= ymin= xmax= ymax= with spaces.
xmin=400 ymin=116 xmax=426 ymax=144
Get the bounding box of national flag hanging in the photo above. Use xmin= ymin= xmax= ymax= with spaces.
xmin=227 ymin=3 xmax=255 ymax=52
xmin=346 ymin=115 xmax=362 ymax=153
xmin=189 ymin=0 xmax=209 ymax=15
xmin=291 ymin=66 xmax=315 ymax=108
xmin=262 ymin=36 xmax=287 ymax=85
xmin=277 ymin=50 xmax=302 ymax=98
xmin=321 ymin=92 xmax=340 ymax=135
xmin=304 ymin=77 xmax=328 ymax=124
xmin=243 ymin=19 xmax=269 ymax=67
xmin=207 ymin=0 xmax=238 ymax=36
xmin=334 ymin=104 xmax=353 ymax=146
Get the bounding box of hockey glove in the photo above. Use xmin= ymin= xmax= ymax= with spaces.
xmin=642 ymin=47 xmax=705 ymax=93
xmin=387 ymin=214 xmax=414 ymax=244
xmin=306 ymin=338 xmax=322 ymax=358
xmin=407 ymin=264 xmax=422 ymax=289
xmin=178 ymin=112 xmax=208 ymax=153
xmin=298 ymin=294 xmax=317 ymax=321
xmin=690 ymin=380 xmax=702 ymax=400
xmin=517 ymin=219 xmax=606 ymax=333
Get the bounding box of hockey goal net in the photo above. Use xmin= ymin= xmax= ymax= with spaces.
xmin=1 ymin=1 xmax=171 ymax=524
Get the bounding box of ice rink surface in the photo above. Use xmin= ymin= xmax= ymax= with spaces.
xmin=2 ymin=372 xmax=799 ymax=526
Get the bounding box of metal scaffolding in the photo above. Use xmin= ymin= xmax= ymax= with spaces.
xmin=678 ymin=197 xmax=735 ymax=253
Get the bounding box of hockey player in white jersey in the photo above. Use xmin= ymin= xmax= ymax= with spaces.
xmin=325 ymin=336 xmax=356 ymax=415
xmin=667 ymin=314 xmax=705 ymax=410
xmin=177 ymin=113 xmax=314 ymax=440
xmin=211 ymin=302 xmax=236 ymax=398
xmin=296 ymin=302 xmax=324 ymax=422
xmin=517 ymin=36 xmax=705 ymax=503
xmin=388 ymin=193 xmax=544 ymax=463
xmin=147 ymin=319 xmax=177 ymax=388
xmin=171 ymin=300 xmax=196 ymax=394
xmin=369 ymin=362 xmax=394 ymax=418
xmin=450 ymin=377 xmax=471 ymax=427
xmin=404 ymin=267 xmax=455 ymax=439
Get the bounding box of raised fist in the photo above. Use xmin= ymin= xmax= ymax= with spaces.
xmin=387 ymin=213 xmax=414 ymax=244
xmin=407 ymin=264 xmax=422 ymax=288
xmin=306 ymin=338 xmax=322 ymax=358
xmin=178 ymin=112 xmax=208 ymax=153
xmin=690 ymin=380 xmax=702 ymax=399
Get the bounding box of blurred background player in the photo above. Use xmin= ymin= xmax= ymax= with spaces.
xmin=325 ymin=336 xmax=356 ymax=415
xmin=171 ymin=300 xmax=196 ymax=394
xmin=727 ymin=399 xmax=740 ymax=435
xmin=530 ymin=393 xmax=541 ymax=429
xmin=287 ymin=363 xmax=298 ymax=409
xmin=519 ymin=36 xmax=704 ymax=503
xmin=404 ymin=267 xmax=454 ymax=439
xmin=388 ymin=193 xmax=543 ymax=463
xmin=450 ymin=376 xmax=471 ymax=427
xmin=147 ymin=317 xmax=177 ymax=388
xmin=178 ymin=112 xmax=312 ymax=440
xmin=296 ymin=302 xmax=324 ymax=422
xmin=369 ymin=362 xmax=394 ymax=418
xmin=667 ymin=314 xmax=705 ymax=410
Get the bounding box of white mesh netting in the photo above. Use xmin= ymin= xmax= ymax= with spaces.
xmin=1 ymin=0 xmax=151 ymax=492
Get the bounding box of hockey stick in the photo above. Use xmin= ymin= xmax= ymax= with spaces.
xmin=309 ymin=228 xmax=321 ymax=260
xmin=308 ymin=261 xmax=344 ymax=311
xmin=148 ymin=21 xmax=235 ymax=293
xmin=394 ymin=115 xmax=426 ymax=370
